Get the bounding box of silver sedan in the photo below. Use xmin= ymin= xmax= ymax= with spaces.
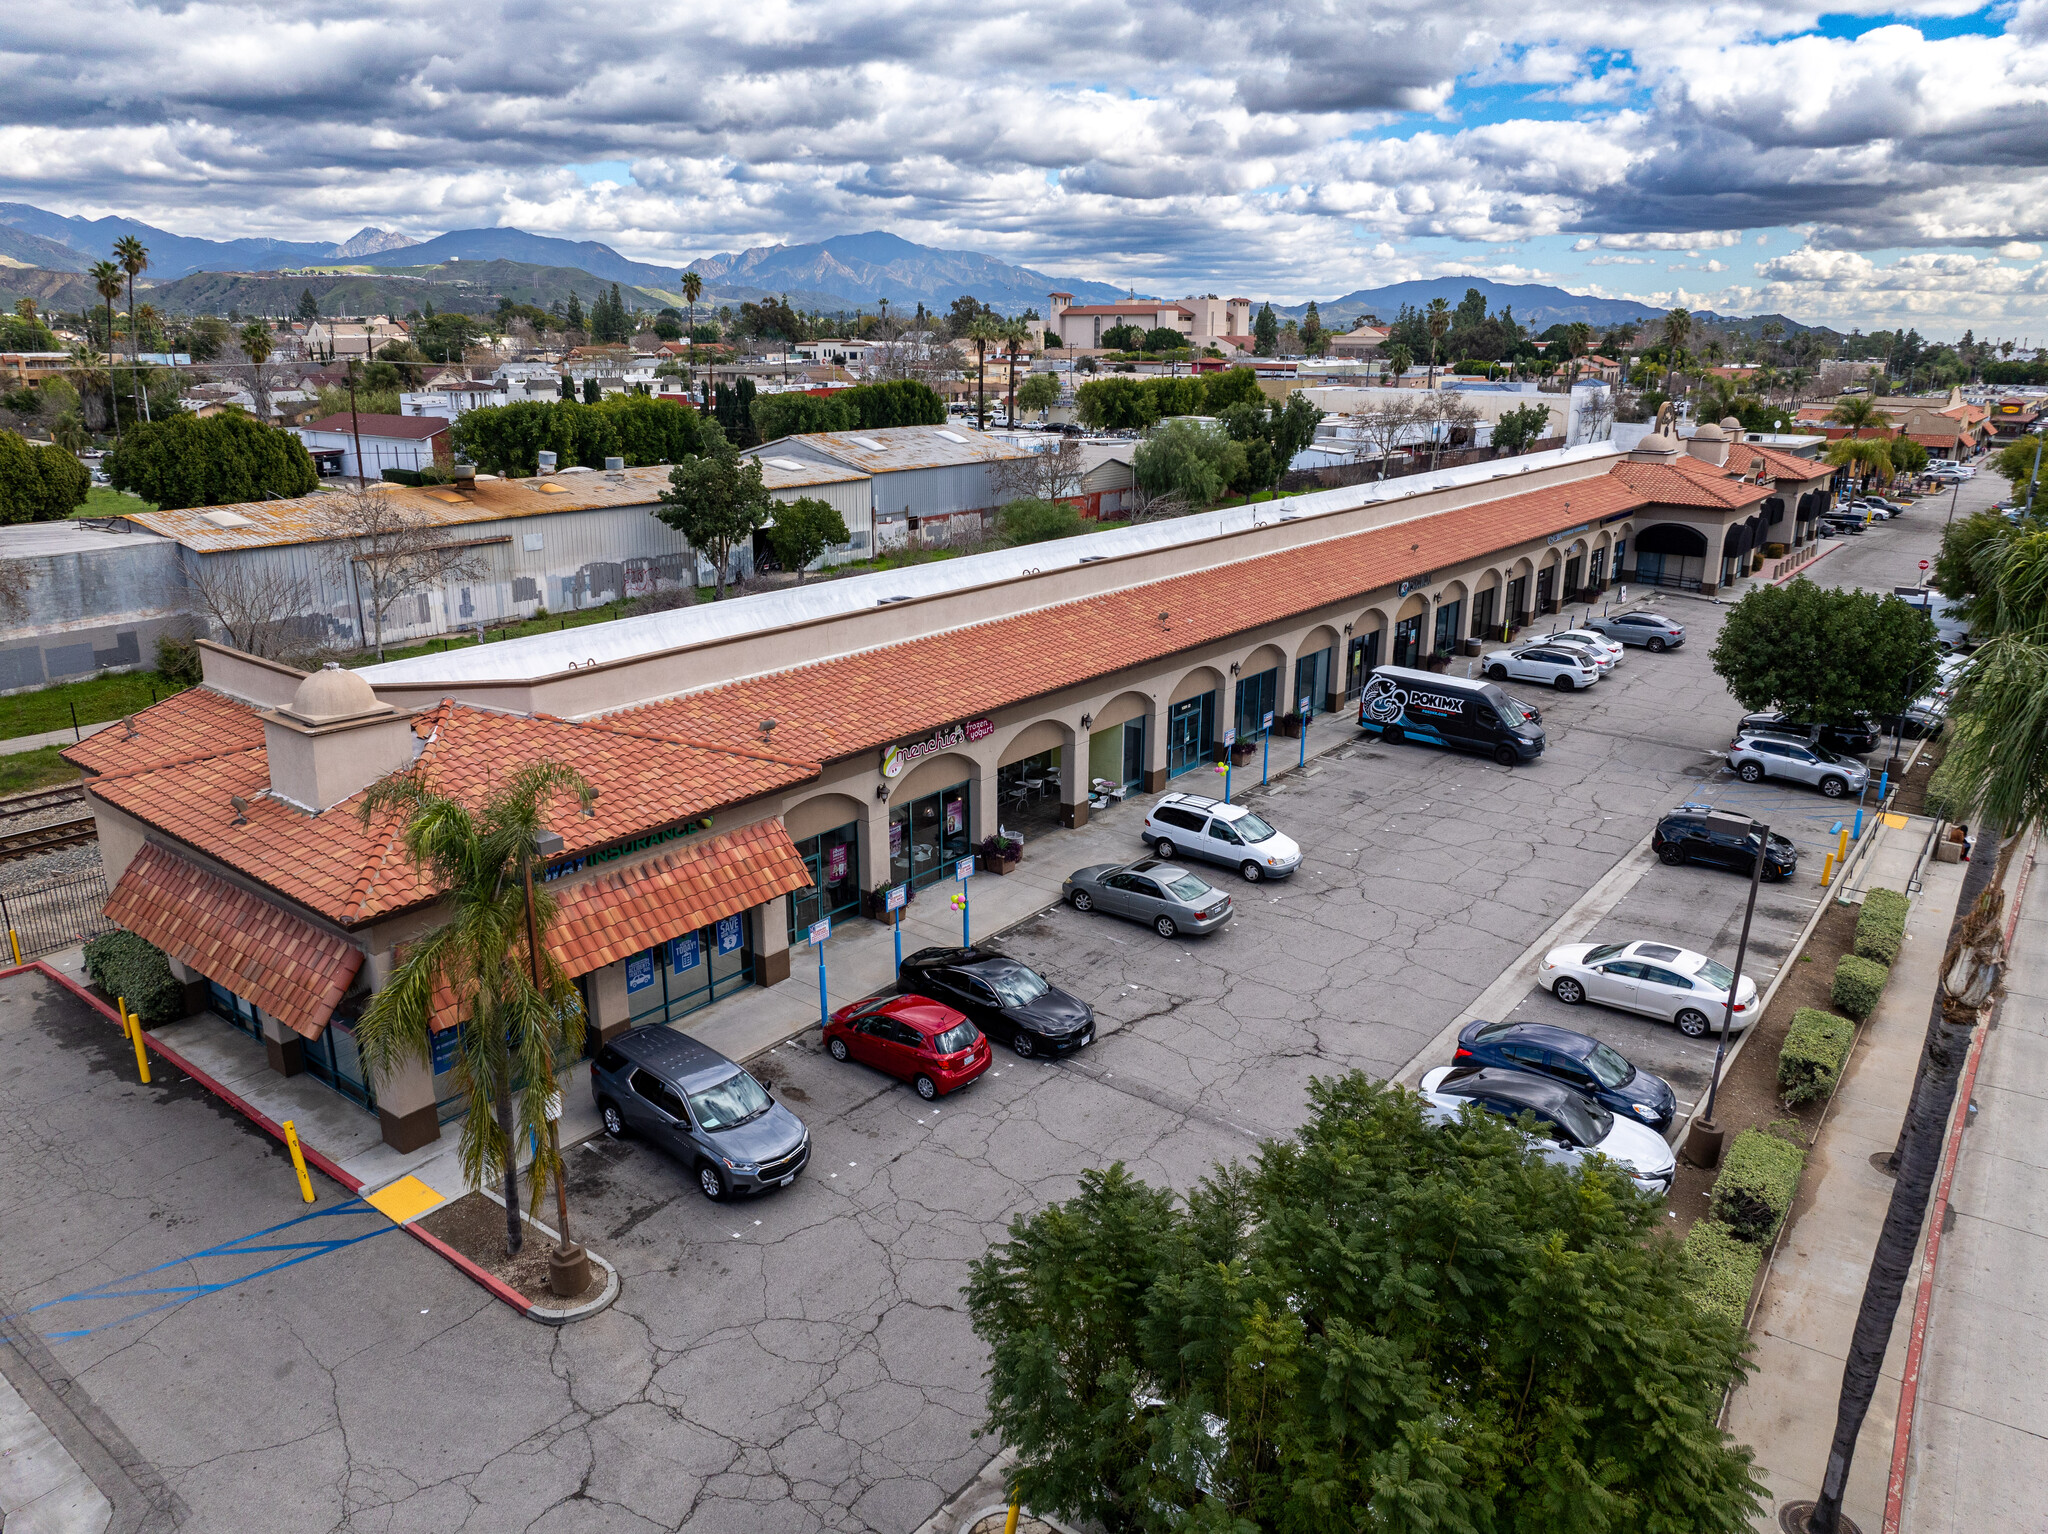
xmin=1063 ymin=859 xmax=1234 ymax=938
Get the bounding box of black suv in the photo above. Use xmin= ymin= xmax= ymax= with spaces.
xmin=1652 ymin=810 xmax=1798 ymax=880
xmin=1737 ymin=710 xmax=1879 ymax=755
xmin=898 ymin=946 xmax=1095 ymax=1059
xmin=590 ymin=1026 xmax=810 ymax=1201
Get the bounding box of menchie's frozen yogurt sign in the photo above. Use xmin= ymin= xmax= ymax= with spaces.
xmin=882 ymin=718 xmax=994 ymax=778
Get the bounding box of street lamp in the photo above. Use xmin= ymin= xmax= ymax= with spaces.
xmin=1686 ymin=819 xmax=1766 ymax=1167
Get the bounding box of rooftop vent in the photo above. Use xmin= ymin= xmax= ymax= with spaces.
xmin=537 ymin=450 xmax=558 ymax=472
xmin=604 ymin=456 xmax=624 ymax=473
xmin=850 ymin=436 xmax=888 ymax=451
xmin=201 ymin=509 xmax=254 ymax=528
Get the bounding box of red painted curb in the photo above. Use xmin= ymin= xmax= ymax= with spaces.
xmin=0 ymin=959 xmax=537 ymax=1319
xmin=1880 ymin=842 xmax=2037 ymax=1533
xmin=1768 ymin=541 xmax=1840 ymax=586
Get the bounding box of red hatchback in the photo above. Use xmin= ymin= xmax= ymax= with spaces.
xmin=824 ymin=994 xmax=991 ymax=1100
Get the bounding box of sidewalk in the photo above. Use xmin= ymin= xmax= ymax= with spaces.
xmin=1721 ymin=823 xmax=1971 ymax=1531
xmin=0 ymin=721 xmax=115 ymax=757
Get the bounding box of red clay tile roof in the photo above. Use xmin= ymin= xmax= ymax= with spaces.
xmin=105 ymin=841 xmax=363 ymax=1038
xmin=63 ymin=687 xmax=268 ymax=778
xmin=1908 ymin=431 xmax=1969 ymax=448
xmin=85 ymin=701 xmax=817 ymax=928
xmin=613 ymin=471 xmax=1650 ymax=766
xmin=1738 ymin=445 xmax=1832 ymax=483
xmin=549 ymin=819 xmax=812 ymax=975
xmin=1608 ymin=454 xmax=1775 ymax=511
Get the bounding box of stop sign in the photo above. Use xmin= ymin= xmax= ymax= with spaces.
xmin=1920 ymin=559 xmax=1931 ymax=572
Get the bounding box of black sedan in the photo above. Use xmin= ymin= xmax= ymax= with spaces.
xmin=1451 ymin=1018 xmax=1677 ymax=1131
xmin=896 ymin=946 xmax=1095 ymax=1060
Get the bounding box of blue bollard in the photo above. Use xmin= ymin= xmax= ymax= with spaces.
xmin=1262 ymin=731 xmax=1270 ymax=787
xmin=817 ymin=936 xmax=829 ymax=1030
xmin=1854 ymin=807 xmax=1864 ymax=839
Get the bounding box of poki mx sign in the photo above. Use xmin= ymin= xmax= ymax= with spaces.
xmin=881 ymin=718 xmax=995 ymax=780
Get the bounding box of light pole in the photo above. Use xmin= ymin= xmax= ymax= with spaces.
xmin=1687 ymin=820 xmax=1767 ymax=1167
xmin=527 ymin=828 xmax=591 ymax=1299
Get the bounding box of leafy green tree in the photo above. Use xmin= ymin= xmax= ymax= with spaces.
xmin=655 ymin=432 xmax=773 ymax=597
xmin=1889 ymin=436 xmax=1929 ymax=477
xmin=1382 ymin=340 xmax=1413 ymax=380
xmin=997 ymin=497 xmax=1083 ymax=545
xmin=581 ymin=376 xmax=601 ymax=405
xmin=295 ymin=288 xmax=320 ymax=323
xmin=1146 ymin=375 xmax=1204 ymax=418
xmin=1141 ymin=325 xmax=1185 ymax=354
xmin=1932 ymin=511 xmax=2010 ymax=610
xmin=1298 ymin=300 xmax=1323 ymax=356
xmin=357 ymin=762 xmax=593 ymax=1260
xmin=563 ymin=291 xmax=585 ymax=333
xmin=0 ymin=431 xmax=90 ymax=523
xmin=592 ymin=393 xmax=713 ymax=467
xmin=1200 ymin=367 xmax=1263 ymax=414
xmin=106 ymin=412 xmax=318 ymax=509
xmin=181 ymin=314 xmax=230 ymax=362
xmin=1251 ymin=303 xmax=1277 ymax=357
xmin=752 ymin=390 xmax=856 ymax=442
xmin=652 ymin=313 xmax=683 ymax=341
xmin=766 ymin=495 xmax=850 ymax=582
xmin=1015 ymin=372 xmax=1060 ymax=416
xmin=1133 ymin=419 xmax=1246 ymax=508
xmin=1075 ymin=376 xmax=1160 ymax=432
xmin=1098 ymin=322 xmax=1143 ymax=352
xmin=450 ymin=396 xmax=710 ymax=475
xmin=1991 ymin=436 xmax=2045 ymax=506
xmin=967 ymin=1072 xmax=1766 ymax=1533
xmin=1711 ymin=580 xmax=1938 ymax=726
xmin=1491 ymin=401 xmax=1555 ymax=455
xmin=840 ymin=378 xmax=946 ymax=428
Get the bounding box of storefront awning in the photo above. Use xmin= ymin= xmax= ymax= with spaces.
xmin=548 ymin=818 xmax=814 ymax=977
xmin=104 ymin=841 xmax=363 ymax=1040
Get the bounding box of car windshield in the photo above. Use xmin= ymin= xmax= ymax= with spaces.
xmin=1587 ymin=1041 xmax=1635 ymax=1088
xmin=933 ymin=1021 xmax=980 ymax=1054
xmin=977 ymin=964 xmax=1049 ymax=1008
xmin=1500 ymin=697 xmax=1538 ymax=725
xmin=1232 ymin=811 xmax=1277 ymax=842
xmin=1584 ymin=942 xmax=1627 ymax=963
xmin=1695 ymin=958 xmax=1737 ymax=991
xmin=1811 ymin=745 xmax=1849 ymax=765
xmin=687 ymin=1071 xmax=772 ymax=1132
xmin=1167 ymin=874 xmax=1213 ymax=901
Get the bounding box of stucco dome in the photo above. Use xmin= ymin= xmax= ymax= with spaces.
xmin=1692 ymin=419 xmax=1727 ymax=441
xmin=1630 ymin=430 xmax=1683 ymax=460
xmin=1720 ymin=415 xmax=1744 ymax=434
xmin=287 ymin=662 xmax=386 ymax=724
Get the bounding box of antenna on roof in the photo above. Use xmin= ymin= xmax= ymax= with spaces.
xmin=229 ymin=794 xmax=249 ymax=826
xmin=758 ymin=718 xmax=778 ymax=747
xmin=122 ymin=715 xmax=137 ymax=739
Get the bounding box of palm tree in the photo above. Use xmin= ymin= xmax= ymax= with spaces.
xmin=1661 ymin=307 xmax=1692 ymax=400
xmin=681 ymin=272 xmax=703 ymax=346
xmin=240 ymin=320 xmax=274 ymax=420
xmin=90 ymin=261 xmax=124 ymax=436
xmin=1829 ymin=395 xmax=1883 ymax=431
xmin=1824 ymin=435 xmax=1893 ymax=496
xmin=998 ymin=317 xmax=1030 ymax=427
xmin=1564 ymin=322 xmax=1593 ymax=384
xmin=356 ymin=762 xmax=594 ymax=1260
xmin=1424 ymin=297 xmax=1450 ymax=388
xmin=966 ymin=312 xmax=1001 ymax=429
xmin=113 ymin=235 xmax=150 ymax=423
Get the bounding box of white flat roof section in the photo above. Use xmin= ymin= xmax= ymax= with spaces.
xmin=357 ymin=442 xmax=1626 ymax=689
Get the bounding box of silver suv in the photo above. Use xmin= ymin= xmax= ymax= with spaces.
xmin=1142 ymin=793 xmax=1302 ymax=881
xmin=1728 ymin=730 xmax=1870 ymax=798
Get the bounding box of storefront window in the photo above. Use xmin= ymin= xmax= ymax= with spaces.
xmin=1471 ymin=588 xmax=1497 ymax=642
xmin=1431 ymin=603 xmax=1461 ymax=657
xmin=789 ymin=821 xmax=861 ymax=943
xmin=304 ymin=1015 xmax=375 ymax=1109
xmin=1507 ymin=574 xmax=1528 ymax=624
xmin=207 ymin=980 xmax=261 ymax=1042
xmin=1293 ymin=648 xmax=1329 ymax=714
xmin=1234 ymin=669 xmax=1277 ymax=739
xmin=1589 ymin=548 xmax=1607 ymax=588
xmin=628 ymin=915 xmax=755 ymax=1026
xmin=890 ymin=781 xmax=971 ymax=891
xmin=1393 ymin=615 xmax=1424 ymax=668
xmin=1345 ymin=632 xmax=1379 ymax=698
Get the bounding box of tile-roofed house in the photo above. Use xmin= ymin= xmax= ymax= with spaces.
xmin=1609 ymin=453 xmax=1775 ymax=510
xmin=64 ymin=685 xmax=268 ymax=776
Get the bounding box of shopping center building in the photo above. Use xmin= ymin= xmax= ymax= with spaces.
xmin=67 ymin=421 xmax=1838 ymax=1152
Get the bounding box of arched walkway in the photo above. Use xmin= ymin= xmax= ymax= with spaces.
xmin=1635 ymin=522 xmax=1709 ymax=591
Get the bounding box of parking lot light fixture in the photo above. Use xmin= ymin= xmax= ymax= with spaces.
xmin=1689 ymin=819 xmax=1767 ymax=1167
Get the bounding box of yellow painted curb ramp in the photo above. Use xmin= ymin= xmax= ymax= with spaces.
xmin=365 ymin=1175 xmax=444 ymax=1225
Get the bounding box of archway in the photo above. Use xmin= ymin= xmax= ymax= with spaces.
xmin=1635 ymin=522 xmax=1709 ymax=591
xmin=1293 ymin=625 xmax=1342 ymax=713
xmin=1392 ymin=591 xmax=1431 ymax=669
xmin=1344 ymin=608 xmax=1391 ymax=698
xmin=1166 ymin=666 xmax=1224 ymax=779
xmin=784 ymin=791 xmax=868 ymax=941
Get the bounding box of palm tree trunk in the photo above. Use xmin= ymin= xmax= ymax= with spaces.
xmin=496 ymin=1076 xmax=523 ymax=1257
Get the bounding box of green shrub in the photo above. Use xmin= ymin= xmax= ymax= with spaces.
xmin=1683 ymin=1219 xmax=1766 ymax=1326
xmin=1832 ymin=954 xmax=1890 ymax=1019
xmin=155 ymin=633 xmax=203 ymax=686
xmin=1779 ymin=1008 xmax=1856 ymax=1105
xmin=1924 ymin=752 xmax=1968 ymax=822
xmin=1708 ymin=1126 xmax=1807 ymax=1242
xmin=1855 ymin=887 xmax=1910 ymax=965
xmin=81 ymin=930 xmax=186 ymax=1025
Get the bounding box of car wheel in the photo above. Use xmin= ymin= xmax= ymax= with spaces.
xmin=1154 ymin=837 xmax=1177 ymax=860
xmin=1154 ymin=915 xmax=1180 ymax=938
xmin=1488 ymin=664 xmax=1509 ymax=680
xmin=1675 ymin=1009 xmax=1711 ymax=1039
xmin=914 ymin=1073 xmax=938 ymax=1100
xmin=1553 ymin=977 xmax=1585 ymax=1005
xmin=1240 ymin=860 xmax=1262 ymax=882
xmin=600 ymin=1100 xmax=626 ymax=1138
xmin=697 ymin=1164 xmax=729 ymax=1201
xmin=1011 ymin=1031 xmax=1037 ymax=1058
xmin=1647 ymin=637 xmax=1667 ymax=653
xmin=827 ymin=1036 xmax=850 ymax=1062
xmin=1658 ymin=843 xmax=1687 ymax=866
xmin=1820 ymin=775 xmax=1848 ymax=798
xmin=1493 ymin=743 xmax=1518 ymax=767
xmin=1068 ymin=889 xmax=1093 ymax=912
xmin=1553 ymin=675 xmax=1575 ymax=692
xmin=1738 ymin=761 xmax=1764 ymax=783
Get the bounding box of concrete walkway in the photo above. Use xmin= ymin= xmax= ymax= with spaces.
xmin=0 ymin=721 xmax=114 ymax=756
xmin=0 ymin=1370 xmax=111 ymax=1534
xmin=1722 ymin=820 xmax=1970 ymax=1531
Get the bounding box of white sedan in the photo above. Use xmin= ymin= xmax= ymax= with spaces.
xmin=1539 ymin=939 xmax=1759 ymax=1038
xmin=1419 ymin=1065 xmax=1676 ymax=1194
xmin=1543 ymin=628 xmax=1625 ymax=667
xmin=1480 ymin=644 xmax=1602 ymax=691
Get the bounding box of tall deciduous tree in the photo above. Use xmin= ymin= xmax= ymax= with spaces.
xmin=1711 ymin=580 xmax=1938 ymax=727
xmin=765 ymin=495 xmax=849 ymax=582
xmin=319 ymin=485 xmax=488 ymax=657
xmin=1015 ymin=372 xmax=1060 ymax=417
xmin=654 ymin=431 xmax=773 ymax=598
xmin=1491 ymin=401 xmax=1555 ymax=455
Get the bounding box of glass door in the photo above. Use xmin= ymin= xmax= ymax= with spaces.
xmin=1393 ymin=615 xmax=1423 ymax=668
xmin=788 ymin=821 xmax=860 ymax=943
xmin=1345 ymin=631 xmax=1378 ymax=699
xmin=1507 ymin=575 xmax=1528 ymax=626
xmin=1167 ymin=694 xmax=1211 ymax=777
xmin=1535 ymin=565 xmax=1555 ymax=612
xmin=1121 ymin=716 xmax=1146 ymax=788
xmin=1471 ymin=588 xmax=1496 ymax=642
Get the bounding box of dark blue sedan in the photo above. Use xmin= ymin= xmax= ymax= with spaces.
xmin=1451 ymin=1018 xmax=1677 ymax=1132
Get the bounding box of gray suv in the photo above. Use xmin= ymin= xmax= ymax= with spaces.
xmin=1584 ymin=611 xmax=1686 ymax=651
xmin=590 ymin=1025 xmax=810 ymax=1201
xmin=1728 ymin=731 xmax=1869 ymax=798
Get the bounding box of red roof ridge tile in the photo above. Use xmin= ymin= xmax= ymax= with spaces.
xmin=527 ymin=710 xmax=823 ymax=772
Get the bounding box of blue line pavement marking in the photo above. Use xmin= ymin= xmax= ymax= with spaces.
xmin=3 ymin=1198 xmax=401 ymax=1343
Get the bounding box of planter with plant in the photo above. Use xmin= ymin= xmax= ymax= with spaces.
xmin=1831 ymin=953 xmax=1889 ymax=1019
xmin=1708 ymin=1124 xmax=1807 ymax=1242
xmin=1853 ymin=887 xmax=1909 ymax=965
xmin=1778 ymin=1007 xmax=1856 ymax=1106
xmin=979 ymin=834 xmax=1022 ymax=875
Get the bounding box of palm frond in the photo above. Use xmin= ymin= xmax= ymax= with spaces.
xmin=1942 ymin=635 xmax=2048 ymax=839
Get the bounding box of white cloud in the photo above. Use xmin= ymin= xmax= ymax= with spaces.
xmin=1575 ymin=231 xmax=1746 ymax=252
xmin=1587 ymin=253 xmax=1656 ymax=265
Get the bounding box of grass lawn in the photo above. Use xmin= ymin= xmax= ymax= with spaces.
xmin=0 ymin=747 xmax=84 ymax=797
xmin=343 ymin=598 xmax=646 ymax=668
xmin=76 ymin=486 xmax=158 ymax=518
xmin=0 ymin=671 xmax=189 ymax=743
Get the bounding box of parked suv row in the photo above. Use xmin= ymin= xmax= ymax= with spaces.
xmin=1729 ymin=729 xmax=1870 ymax=798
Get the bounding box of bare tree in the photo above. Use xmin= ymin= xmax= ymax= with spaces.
xmin=181 ymin=553 xmax=315 ymax=658
xmin=1123 ymin=482 xmax=1190 ymax=522
xmin=1418 ymin=391 xmax=1481 ymax=470
xmin=317 ymin=485 xmax=488 ymax=659
xmin=990 ymin=437 xmax=1089 ymax=504
xmin=1576 ymin=385 xmax=1616 ymax=443
xmin=1352 ymin=395 xmax=1428 ymax=479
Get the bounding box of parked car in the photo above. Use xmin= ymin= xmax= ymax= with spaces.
xmin=1737 ymin=710 xmax=1879 ymax=756
xmin=1537 ymin=636 xmax=1616 ymax=676
xmin=1729 ymin=731 xmax=1870 ymax=797
xmin=1418 ymin=1066 xmax=1676 ymax=1194
xmin=1541 ymin=628 xmax=1626 ymax=666
xmin=1821 ymin=517 xmax=1867 ymax=536
xmin=1539 ymin=939 xmax=1760 ymax=1038
xmin=1865 ymin=496 xmax=1909 ymax=515
xmin=1894 ymin=696 xmax=1947 ymax=738
xmin=1583 ymin=611 xmax=1686 ymax=651
xmin=1142 ymin=793 xmax=1302 ymax=881
xmin=1357 ymin=666 xmax=1546 ymax=765
xmin=1450 ymin=1018 xmax=1676 ymax=1129
xmin=1065 ymin=858 xmax=1233 ymax=937
xmin=824 ymin=993 xmax=992 ymax=1099
xmin=591 ymin=1026 xmax=810 ymax=1201
xmin=1480 ymin=644 xmax=1600 ymax=691
xmin=1652 ymin=809 xmax=1799 ymax=880
xmin=897 ymin=945 xmax=1095 ymax=1059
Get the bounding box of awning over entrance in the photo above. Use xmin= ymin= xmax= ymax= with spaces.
xmin=104 ymin=841 xmax=363 ymax=1040
xmin=549 ymin=819 xmax=813 ymax=977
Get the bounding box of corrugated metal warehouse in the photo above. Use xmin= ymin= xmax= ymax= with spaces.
xmin=746 ymin=425 xmax=1038 ymax=549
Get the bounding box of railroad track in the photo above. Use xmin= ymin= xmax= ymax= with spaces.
xmin=0 ymin=817 xmax=98 ymax=862
xmin=0 ymin=786 xmax=88 ymax=823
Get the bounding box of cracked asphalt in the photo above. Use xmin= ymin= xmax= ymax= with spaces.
xmin=0 ymin=485 xmax=1966 ymax=1533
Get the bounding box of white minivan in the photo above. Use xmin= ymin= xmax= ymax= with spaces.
xmin=1142 ymin=793 xmax=1302 ymax=882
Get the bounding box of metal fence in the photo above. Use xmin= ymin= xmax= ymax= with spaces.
xmin=0 ymin=867 xmax=114 ymax=962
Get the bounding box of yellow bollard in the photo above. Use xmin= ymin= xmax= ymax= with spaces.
xmin=281 ymin=1119 xmax=316 ymax=1204
xmin=1837 ymin=827 xmax=1850 ymax=863
xmin=7 ymin=927 xmax=19 ymax=966
xmin=1003 ymin=1499 xmax=1021 ymax=1534
xmin=123 ymin=997 xmax=151 ymax=1084
xmin=1820 ymin=852 xmax=1836 ymax=887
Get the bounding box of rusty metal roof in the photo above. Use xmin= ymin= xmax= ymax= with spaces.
xmin=754 ymin=424 xmax=1038 ymax=474
xmin=753 ymin=458 xmax=871 ymax=491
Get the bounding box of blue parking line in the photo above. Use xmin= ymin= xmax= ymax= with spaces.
xmin=5 ymin=1198 xmax=399 ymax=1343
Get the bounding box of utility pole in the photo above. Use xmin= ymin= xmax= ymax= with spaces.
xmin=1688 ymin=821 xmax=1767 ymax=1166
xmin=346 ymin=361 xmax=367 ymax=488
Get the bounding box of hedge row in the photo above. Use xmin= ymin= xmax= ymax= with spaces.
xmin=1855 ymin=887 xmax=1910 ymax=965
xmin=1832 ymin=954 xmax=1890 ymax=1019
xmin=1924 ymin=752 xmax=1968 ymax=824
xmin=1779 ymin=1008 xmax=1856 ymax=1105
xmin=82 ymin=931 xmax=185 ymax=1025
xmin=1683 ymin=1219 xmax=1767 ymax=1327
xmin=1708 ymin=1126 xmax=1808 ymax=1242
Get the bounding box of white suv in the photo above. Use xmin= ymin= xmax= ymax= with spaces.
xmin=1543 ymin=628 xmax=1626 ymax=667
xmin=1142 ymin=794 xmax=1302 ymax=882
xmin=1728 ymin=731 xmax=1870 ymax=798
xmin=1481 ymin=644 xmax=1602 ymax=691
